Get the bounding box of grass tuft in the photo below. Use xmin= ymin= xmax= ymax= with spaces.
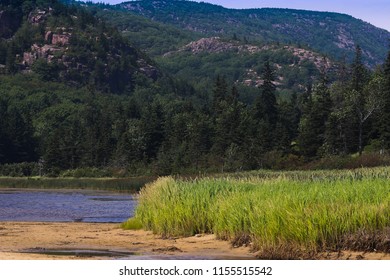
xmin=121 ymin=217 xmax=143 ymax=230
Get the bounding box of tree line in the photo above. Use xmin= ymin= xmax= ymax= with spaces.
xmin=1 ymin=45 xmax=390 ymax=176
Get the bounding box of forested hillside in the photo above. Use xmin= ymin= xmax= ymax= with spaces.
xmin=115 ymin=0 xmax=390 ymax=67
xmin=1 ymin=0 xmax=390 ymax=177
xmin=85 ymin=0 xmax=389 ymax=99
xmin=0 ymin=0 xmax=160 ymax=94
xmin=157 ymin=37 xmax=336 ymax=98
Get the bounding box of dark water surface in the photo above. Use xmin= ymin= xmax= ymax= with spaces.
xmin=0 ymin=188 xmax=136 ymax=223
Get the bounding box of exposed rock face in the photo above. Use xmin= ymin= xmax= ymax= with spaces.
xmin=4 ymin=7 xmax=160 ymax=88
xmin=335 ymin=27 xmax=355 ymax=50
xmin=52 ymin=33 xmax=70 ymax=46
xmin=283 ymin=46 xmax=333 ymax=70
xmin=169 ymin=37 xmax=332 ymax=70
xmin=169 ymin=37 xmax=269 ymax=56
xmin=28 ymin=9 xmax=49 ymax=25
xmin=23 ymin=44 xmax=63 ymax=66
xmin=181 ymin=37 xmax=236 ymax=54
xmin=167 ymin=37 xmax=335 ymax=89
xmin=45 ymin=30 xmax=71 ymax=45
xmin=23 ymin=28 xmax=71 ymax=67
xmin=45 ymin=31 xmax=53 ymax=42
xmin=137 ymin=59 xmax=159 ymax=80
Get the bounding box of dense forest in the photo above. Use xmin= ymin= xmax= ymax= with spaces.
xmin=1 ymin=0 xmax=390 ymax=177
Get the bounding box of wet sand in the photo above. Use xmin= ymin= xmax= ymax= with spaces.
xmin=0 ymin=222 xmax=388 ymax=260
xmin=0 ymin=222 xmax=255 ymax=260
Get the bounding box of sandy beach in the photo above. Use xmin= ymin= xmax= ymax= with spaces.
xmin=0 ymin=222 xmax=389 ymax=260
xmin=0 ymin=222 xmax=256 ymax=260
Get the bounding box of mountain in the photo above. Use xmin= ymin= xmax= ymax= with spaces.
xmin=0 ymin=0 xmax=159 ymax=94
xmin=116 ymin=0 xmax=390 ymax=67
xmin=85 ymin=2 xmax=337 ymax=96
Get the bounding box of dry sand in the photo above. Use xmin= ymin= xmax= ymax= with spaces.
xmin=0 ymin=222 xmax=255 ymax=260
xmin=0 ymin=222 xmax=388 ymax=260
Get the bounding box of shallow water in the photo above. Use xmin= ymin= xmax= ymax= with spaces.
xmin=0 ymin=188 xmax=136 ymax=223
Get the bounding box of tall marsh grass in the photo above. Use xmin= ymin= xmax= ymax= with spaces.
xmin=132 ymin=168 xmax=390 ymax=258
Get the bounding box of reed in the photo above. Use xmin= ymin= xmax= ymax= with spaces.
xmin=130 ymin=168 xmax=390 ymax=258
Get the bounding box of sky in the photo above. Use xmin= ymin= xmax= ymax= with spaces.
xmin=90 ymin=0 xmax=390 ymax=32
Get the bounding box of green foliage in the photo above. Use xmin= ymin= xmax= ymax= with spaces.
xmin=379 ymin=50 xmax=390 ymax=147
xmin=92 ymin=8 xmax=199 ymax=57
xmin=298 ymin=74 xmax=332 ymax=158
xmin=113 ymin=0 xmax=389 ymax=67
xmin=121 ymin=217 xmax=143 ymax=230
xmin=31 ymin=58 xmax=59 ymax=81
xmin=255 ymin=61 xmax=277 ymax=126
xmin=156 ymin=46 xmax=318 ymax=98
xmin=134 ymin=170 xmax=389 ymax=257
xmin=1 ymin=0 xmax=390 ymax=178
xmin=1 ymin=0 xmax=154 ymax=94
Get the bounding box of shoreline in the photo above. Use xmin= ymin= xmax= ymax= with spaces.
xmin=0 ymin=222 xmax=255 ymax=260
xmin=0 ymin=222 xmax=389 ymax=260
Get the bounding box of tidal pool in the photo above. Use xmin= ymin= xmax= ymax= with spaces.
xmin=0 ymin=189 xmax=136 ymax=223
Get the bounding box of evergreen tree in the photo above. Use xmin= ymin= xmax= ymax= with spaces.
xmin=212 ymin=85 xmax=244 ymax=171
xmin=348 ymin=46 xmax=380 ymax=155
xmin=114 ymin=119 xmax=146 ymax=168
xmin=211 ymin=75 xmax=228 ymax=116
xmin=251 ymin=61 xmax=278 ymax=159
xmin=254 ymin=61 xmax=277 ymax=127
xmin=5 ymin=44 xmax=17 ymax=74
xmin=186 ymin=111 xmax=212 ymax=170
xmin=4 ymin=107 xmax=37 ymax=163
xmin=275 ymin=99 xmax=298 ymax=153
xmin=298 ymin=74 xmax=331 ymax=158
xmin=351 ymin=45 xmax=367 ymax=93
xmin=326 ymin=57 xmax=353 ymax=154
xmin=142 ymin=101 xmax=165 ymax=161
xmin=379 ymin=49 xmax=390 ymax=150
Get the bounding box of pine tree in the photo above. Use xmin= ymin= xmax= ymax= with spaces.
xmin=351 ymin=45 xmax=367 ymax=93
xmin=4 ymin=108 xmax=37 ymax=163
xmin=5 ymin=44 xmax=17 ymax=74
xmin=298 ymin=74 xmax=331 ymax=158
xmin=348 ymin=45 xmax=380 ymax=155
xmin=212 ymin=85 xmax=244 ymax=171
xmin=212 ymin=75 xmax=228 ymax=116
xmin=379 ymin=49 xmax=390 ymax=150
xmin=254 ymin=61 xmax=277 ymax=127
xmin=142 ymin=102 xmax=165 ymax=161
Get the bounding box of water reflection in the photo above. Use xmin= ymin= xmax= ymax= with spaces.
xmin=0 ymin=189 xmax=136 ymax=223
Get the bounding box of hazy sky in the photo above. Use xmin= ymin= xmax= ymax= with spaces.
xmin=89 ymin=0 xmax=390 ymax=31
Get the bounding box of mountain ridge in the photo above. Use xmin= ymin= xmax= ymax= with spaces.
xmin=116 ymin=0 xmax=390 ymax=67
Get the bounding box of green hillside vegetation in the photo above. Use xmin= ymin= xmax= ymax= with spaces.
xmin=117 ymin=0 xmax=390 ymax=67
xmin=85 ymin=2 xmax=333 ymax=98
xmin=157 ymin=37 xmax=331 ymax=98
xmin=1 ymin=0 xmax=390 ymax=178
xmin=80 ymin=0 xmax=388 ymax=101
xmin=91 ymin=7 xmax=200 ymax=57
xmin=0 ymin=0 xmax=160 ymax=94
